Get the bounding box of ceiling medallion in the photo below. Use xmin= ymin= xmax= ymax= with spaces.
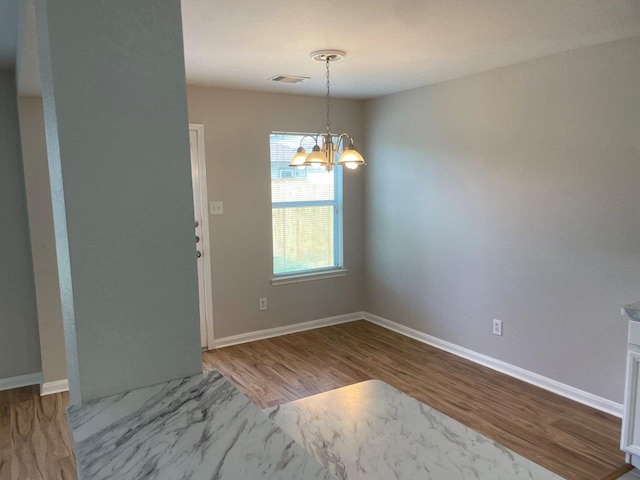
xmin=289 ymin=50 xmax=365 ymax=171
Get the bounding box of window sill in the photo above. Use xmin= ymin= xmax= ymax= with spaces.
xmin=271 ymin=268 xmax=349 ymax=286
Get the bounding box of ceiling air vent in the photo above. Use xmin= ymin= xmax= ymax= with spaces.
xmin=268 ymin=74 xmax=309 ymax=84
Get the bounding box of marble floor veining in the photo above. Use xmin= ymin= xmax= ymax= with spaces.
xmin=4 ymin=322 xmax=628 ymax=479
xmin=67 ymin=371 xmax=570 ymax=479
xmin=267 ymin=379 xmax=564 ymax=480
xmin=204 ymin=321 xmax=627 ymax=479
xmin=67 ymin=371 xmax=335 ymax=480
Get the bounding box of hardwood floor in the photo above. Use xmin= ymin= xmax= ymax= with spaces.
xmin=0 ymin=320 xmax=631 ymax=479
xmin=203 ymin=320 xmax=630 ymax=480
xmin=0 ymin=386 xmax=75 ymax=480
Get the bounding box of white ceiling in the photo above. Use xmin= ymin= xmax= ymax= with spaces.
xmin=181 ymin=0 xmax=640 ymax=99
xmin=14 ymin=0 xmax=640 ymax=99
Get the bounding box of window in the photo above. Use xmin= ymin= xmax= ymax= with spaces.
xmin=270 ymin=133 xmax=343 ymax=280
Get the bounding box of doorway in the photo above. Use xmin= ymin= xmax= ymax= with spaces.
xmin=189 ymin=124 xmax=214 ymax=348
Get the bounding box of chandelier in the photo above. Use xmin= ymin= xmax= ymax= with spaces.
xmin=289 ymin=50 xmax=365 ymax=171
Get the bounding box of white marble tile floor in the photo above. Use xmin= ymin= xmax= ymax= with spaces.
xmin=619 ymin=470 xmax=640 ymax=479
xmin=266 ymin=379 xmax=564 ymax=480
xmin=67 ymin=371 xmax=335 ymax=480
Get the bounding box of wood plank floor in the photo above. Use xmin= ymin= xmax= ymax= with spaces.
xmin=203 ymin=321 xmax=630 ymax=480
xmin=0 ymin=386 xmax=75 ymax=480
xmin=0 ymin=320 xmax=631 ymax=479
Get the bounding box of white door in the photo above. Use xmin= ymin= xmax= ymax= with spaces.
xmin=189 ymin=125 xmax=214 ymax=348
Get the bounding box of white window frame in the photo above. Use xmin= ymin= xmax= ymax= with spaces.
xmin=270 ymin=132 xmax=347 ymax=285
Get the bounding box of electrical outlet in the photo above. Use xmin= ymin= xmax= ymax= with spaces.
xmin=210 ymin=201 xmax=223 ymax=215
xmin=259 ymin=297 xmax=267 ymax=311
xmin=493 ymin=319 xmax=503 ymax=336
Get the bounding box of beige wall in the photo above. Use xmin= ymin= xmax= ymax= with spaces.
xmin=364 ymin=36 xmax=640 ymax=403
xmin=17 ymin=96 xmax=67 ymax=385
xmin=187 ymin=87 xmax=365 ymax=339
xmin=24 ymin=35 xmax=639 ymax=405
xmin=20 ymin=86 xmax=365 ymax=385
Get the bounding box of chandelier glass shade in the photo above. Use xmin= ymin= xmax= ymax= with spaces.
xmin=289 ymin=50 xmax=365 ymax=172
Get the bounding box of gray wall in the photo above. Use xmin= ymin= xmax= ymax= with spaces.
xmin=36 ymin=0 xmax=201 ymax=402
xmin=187 ymin=87 xmax=365 ymax=339
xmin=364 ymin=36 xmax=640 ymax=403
xmin=18 ymin=96 xmax=67 ymax=385
xmin=0 ymin=69 xmax=41 ymax=380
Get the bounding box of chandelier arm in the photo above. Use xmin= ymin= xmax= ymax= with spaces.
xmin=298 ymin=134 xmax=321 ymax=148
xmin=335 ymin=133 xmax=352 ymax=152
xmin=298 ymin=49 xmax=365 ymax=171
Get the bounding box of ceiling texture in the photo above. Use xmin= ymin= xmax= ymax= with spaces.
xmin=12 ymin=0 xmax=640 ymax=98
xmin=181 ymin=0 xmax=640 ymax=99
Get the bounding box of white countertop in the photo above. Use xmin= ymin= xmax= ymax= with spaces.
xmin=266 ymin=379 xmax=563 ymax=480
xmin=67 ymin=371 xmax=566 ymax=479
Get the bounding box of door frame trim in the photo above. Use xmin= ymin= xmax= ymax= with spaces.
xmin=190 ymin=123 xmax=215 ymax=348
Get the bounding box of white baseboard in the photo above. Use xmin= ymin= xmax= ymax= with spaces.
xmin=30 ymin=313 xmax=365 ymax=397
xmin=363 ymin=312 xmax=623 ymax=418
xmin=0 ymin=372 xmax=43 ymax=392
xmin=41 ymin=379 xmax=69 ymax=396
xmin=26 ymin=311 xmax=622 ymax=416
xmin=210 ymin=312 xmax=366 ymax=349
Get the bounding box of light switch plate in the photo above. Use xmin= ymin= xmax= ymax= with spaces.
xmin=210 ymin=201 xmax=223 ymax=215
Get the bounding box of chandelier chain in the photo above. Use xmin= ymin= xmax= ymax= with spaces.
xmin=326 ymin=58 xmax=331 ymax=135
xmin=287 ymin=50 xmax=364 ymax=171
